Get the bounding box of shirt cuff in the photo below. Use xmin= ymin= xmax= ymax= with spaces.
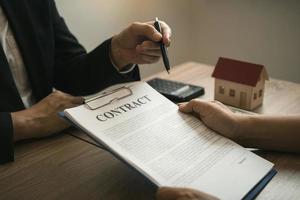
xmin=108 ymin=49 xmax=136 ymax=74
xmin=117 ymin=64 xmax=137 ymax=74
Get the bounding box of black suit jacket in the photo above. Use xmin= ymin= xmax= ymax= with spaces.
xmin=0 ymin=0 xmax=140 ymax=164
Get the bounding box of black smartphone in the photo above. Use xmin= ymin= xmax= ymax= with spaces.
xmin=147 ymin=78 xmax=205 ymax=103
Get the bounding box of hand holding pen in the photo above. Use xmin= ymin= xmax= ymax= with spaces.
xmin=110 ymin=19 xmax=171 ymax=69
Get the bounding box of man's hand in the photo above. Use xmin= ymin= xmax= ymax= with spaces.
xmin=179 ymin=99 xmax=240 ymax=141
xmin=157 ymin=187 xmax=219 ymax=200
xmin=11 ymin=90 xmax=84 ymax=141
xmin=110 ymin=21 xmax=171 ymax=69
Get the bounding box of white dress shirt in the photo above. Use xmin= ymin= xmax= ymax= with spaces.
xmin=0 ymin=6 xmax=35 ymax=108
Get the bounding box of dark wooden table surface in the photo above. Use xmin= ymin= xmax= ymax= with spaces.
xmin=1 ymin=62 xmax=300 ymax=200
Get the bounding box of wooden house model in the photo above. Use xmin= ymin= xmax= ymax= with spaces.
xmin=212 ymin=57 xmax=269 ymax=110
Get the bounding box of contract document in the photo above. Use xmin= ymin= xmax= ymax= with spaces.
xmin=63 ymin=82 xmax=275 ymax=200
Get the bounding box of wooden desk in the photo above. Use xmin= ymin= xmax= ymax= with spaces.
xmin=1 ymin=62 xmax=300 ymax=200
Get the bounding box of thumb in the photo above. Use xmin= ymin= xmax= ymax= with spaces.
xmin=156 ymin=187 xmax=182 ymax=200
xmin=70 ymin=96 xmax=85 ymax=105
xmin=131 ymin=22 xmax=162 ymax=42
xmin=179 ymin=99 xmax=207 ymax=115
xmin=64 ymin=93 xmax=85 ymax=105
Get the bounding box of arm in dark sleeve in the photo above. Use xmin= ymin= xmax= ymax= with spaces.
xmin=50 ymin=1 xmax=140 ymax=96
xmin=0 ymin=112 xmax=14 ymax=164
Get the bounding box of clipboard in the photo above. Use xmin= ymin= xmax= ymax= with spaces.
xmin=60 ymin=82 xmax=276 ymax=199
xmin=60 ymin=110 xmax=276 ymax=200
xmin=84 ymin=86 xmax=133 ymax=110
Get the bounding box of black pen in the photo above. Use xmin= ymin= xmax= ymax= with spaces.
xmin=154 ymin=17 xmax=171 ymax=74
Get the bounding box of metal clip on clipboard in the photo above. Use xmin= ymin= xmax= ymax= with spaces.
xmin=84 ymin=86 xmax=133 ymax=110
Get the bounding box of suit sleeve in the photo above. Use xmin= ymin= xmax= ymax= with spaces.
xmin=50 ymin=1 xmax=140 ymax=96
xmin=0 ymin=112 xmax=14 ymax=164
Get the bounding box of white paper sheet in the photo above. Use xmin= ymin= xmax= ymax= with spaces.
xmin=64 ymin=82 xmax=274 ymax=200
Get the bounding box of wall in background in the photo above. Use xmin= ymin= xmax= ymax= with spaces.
xmin=191 ymin=0 xmax=300 ymax=83
xmin=55 ymin=0 xmax=193 ymax=78
xmin=56 ymin=0 xmax=300 ymax=82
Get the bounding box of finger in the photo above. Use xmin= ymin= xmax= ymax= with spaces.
xmin=179 ymin=99 xmax=208 ymax=115
xmin=156 ymin=187 xmax=183 ymax=200
xmin=177 ymin=102 xmax=188 ymax=107
xmin=146 ymin=21 xmax=172 ymax=46
xmin=140 ymin=54 xmax=160 ymax=64
xmin=140 ymin=49 xmax=161 ymax=57
xmin=163 ymin=38 xmax=171 ymax=47
xmin=70 ymin=96 xmax=85 ymax=105
xmin=63 ymin=93 xmax=85 ymax=105
xmin=140 ymin=41 xmax=160 ymax=50
xmin=159 ymin=21 xmax=172 ymax=38
xmin=131 ymin=22 xmax=162 ymax=42
xmin=160 ymin=21 xmax=172 ymax=46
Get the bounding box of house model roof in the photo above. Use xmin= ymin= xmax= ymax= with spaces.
xmin=212 ymin=57 xmax=269 ymax=87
